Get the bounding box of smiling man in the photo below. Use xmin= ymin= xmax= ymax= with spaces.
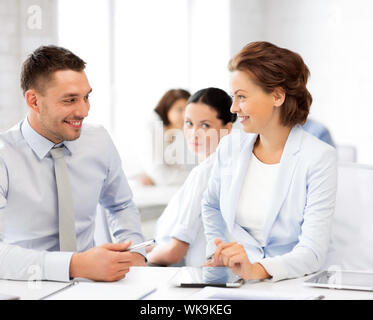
xmin=0 ymin=45 xmax=146 ymax=282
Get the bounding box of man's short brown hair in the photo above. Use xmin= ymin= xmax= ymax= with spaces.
xmin=228 ymin=41 xmax=312 ymax=127
xmin=20 ymin=45 xmax=86 ymax=96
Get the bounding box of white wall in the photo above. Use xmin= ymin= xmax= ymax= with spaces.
xmin=112 ymin=0 xmax=190 ymax=175
xmin=112 ymin=0 xmax=233 ymax=175
xmin=230 ymin=0 xmax=265 ymax=56
xmin=230 ymin=0 xmax=373 ymax=165
xmin=0 ymin=0 xmax=57 ymax=131
xmin=188 ymin=0 xmax=231 ymax=93
xmin=58 ymin=0 xmax=111 ymax=131
xmin=4 ymin=0 xmax=372 ymax=166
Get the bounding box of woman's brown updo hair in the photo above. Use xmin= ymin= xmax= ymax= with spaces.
xmin=228 ymin=41 xmax=312 ymax=127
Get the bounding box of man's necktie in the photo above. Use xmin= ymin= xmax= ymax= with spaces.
xmin=50 ymin=147 xmax=77 ymax=252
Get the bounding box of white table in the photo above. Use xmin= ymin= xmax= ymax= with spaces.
xmin=0 ymin=267 xmax=372 ymax=300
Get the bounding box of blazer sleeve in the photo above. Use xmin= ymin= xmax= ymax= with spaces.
xmin=201 ymin=148 xmax=230 ymax=258
xmin=259 ymin=147 xmax=338 ymax=282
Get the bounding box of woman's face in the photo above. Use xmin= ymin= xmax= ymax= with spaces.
xmin=230 ymin=70 xmax=283 ymax=134
xmin=167 ymin=98 xmax=187 ymax=129
xmin=184 ymin=102 xmax=231 ymax=159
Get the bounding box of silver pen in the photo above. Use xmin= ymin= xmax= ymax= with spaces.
xmin=124 ymin=239 xmax=155 ymax=251
xmin=39 ymin=280 xmax=79 ymax=300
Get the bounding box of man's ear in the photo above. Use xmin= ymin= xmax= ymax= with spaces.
xmin=273 ymin=87 xmax=286 ymax=108
xmin=25 ymin=89 xmax=40 ymax=113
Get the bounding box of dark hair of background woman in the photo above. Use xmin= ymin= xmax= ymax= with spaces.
xmin=187 ymin=87 xmax=237 ymax=125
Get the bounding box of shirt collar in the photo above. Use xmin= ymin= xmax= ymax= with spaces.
xmin=21 ymin=118 xmax=73 ymax=160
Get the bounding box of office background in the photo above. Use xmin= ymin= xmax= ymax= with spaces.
xmin=1 ymin=1 xmax=373 ymax=301
xmin=1 ymin=0 xmax=373 ymax=174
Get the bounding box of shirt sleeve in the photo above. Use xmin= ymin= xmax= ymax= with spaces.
xmin=98 ymin=129 xmax=146 ymax=256
xmin=259 ymin=147 xmax=338 ymax=282
xmin=169 ymin=168 xmax=208 ymax=245
xmin=0 ymin=159 xmax=72 ymax=282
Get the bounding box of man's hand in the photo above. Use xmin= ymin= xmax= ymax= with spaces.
xmin=69 ymin=241 xmax=146 ymax=282
xmin=129 ymin=251 xmax=147 ymax=267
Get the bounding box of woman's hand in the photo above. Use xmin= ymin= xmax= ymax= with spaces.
xmin=139 ymin=174 xmax=155 ymax=186
xmin=206 ymin=238 xmax=271 ymax=281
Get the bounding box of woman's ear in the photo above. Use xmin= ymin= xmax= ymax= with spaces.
xmin=272 ymin=87 xmax=286 ymax=108
xmin=25 ymin=89 xmax=40 ymax=113
xmin=220 ymin=122 xmax=233 ymax=139
xmin=225 ymin=122 xmax=233 ymax=134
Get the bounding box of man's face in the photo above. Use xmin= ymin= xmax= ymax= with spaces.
xmin=28 ymin=70 xmax=92 ymax=143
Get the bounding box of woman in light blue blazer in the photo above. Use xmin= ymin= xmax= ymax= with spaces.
xmin=202 ymin=41 xmax=337 ymax=282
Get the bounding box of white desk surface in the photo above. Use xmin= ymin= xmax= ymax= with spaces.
xmin=0 ymin=267 xmax=372 ymax=300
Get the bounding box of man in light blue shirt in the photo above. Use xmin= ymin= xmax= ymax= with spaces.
xmin=0 ymin=45 xmax=146 ymax=282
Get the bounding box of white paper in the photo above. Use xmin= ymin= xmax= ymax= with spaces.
xmin=46 ymin=267 xmax=179 ymax=300
xmin=46 ymin=281 xmax=157 ymax=300
xmin=191 ymin=286 xmax=324 ymax=300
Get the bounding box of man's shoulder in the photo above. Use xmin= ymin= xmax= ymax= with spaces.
xmin=0 ymin=122 xmax=23 ymax=153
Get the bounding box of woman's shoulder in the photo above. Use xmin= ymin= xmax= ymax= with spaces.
xmin=217 ymin=129 xmax=256 ymax=154
xmin=297 ymin=126 xmax=337 ymax=165
xmin=300 ymin=126 xmax=335 ymax=152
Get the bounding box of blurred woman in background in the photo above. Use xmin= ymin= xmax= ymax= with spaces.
xmin=147 ymin=87 xmax=236 ymax=266
xmin=138 ymin=88 xmax=195 ymax=186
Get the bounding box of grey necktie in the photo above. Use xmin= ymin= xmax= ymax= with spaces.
xmin=50 ymin=147 xmax=77 ymax=252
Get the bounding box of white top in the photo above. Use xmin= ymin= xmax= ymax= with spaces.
xmin=154 ymin=153 xmax=216 ymax=266
xmin=236 ymin=153 xmax=280 ymax=247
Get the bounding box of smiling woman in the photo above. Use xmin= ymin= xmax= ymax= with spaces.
xmin=228 ymin=41 xmax=312 ymax=130
xmin=202 ymin=41 xmax=337 ymax=283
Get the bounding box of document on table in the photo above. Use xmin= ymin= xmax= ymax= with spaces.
xmin=45 ymin=267 xmax=179 ymax=300
xmin=0 ymin=279 xmax=82 ymax=300
xmin=191 ymin=287 xmax=325 ymax=300
xmin=45 ymin=281 xmax=157 ymax=300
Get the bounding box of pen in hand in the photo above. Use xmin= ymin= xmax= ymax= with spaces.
xmin=123 ymin=239 xmax=155 ymax=252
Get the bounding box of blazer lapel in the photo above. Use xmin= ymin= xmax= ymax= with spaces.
xmin=262 ymin=125 xmax=304 ymax=245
